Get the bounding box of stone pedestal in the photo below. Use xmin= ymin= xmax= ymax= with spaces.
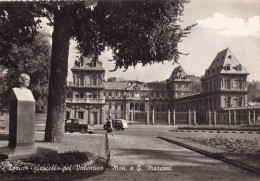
xmin=0 ymin=88 xmax=57 ymax=161
xmin=9 ymin=100 xmax=35 ymax=148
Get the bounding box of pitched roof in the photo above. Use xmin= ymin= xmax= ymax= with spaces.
xmin=71 ymin=57 xmax=104 ymax=71
xmin=201 ymin=48 xmax=249 ymax=80
xmin=167 ymin=65 xmax=191 ymax=83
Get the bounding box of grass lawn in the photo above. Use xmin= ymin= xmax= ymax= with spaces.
xmin=0 ymin=131 xmax=109 ymax=180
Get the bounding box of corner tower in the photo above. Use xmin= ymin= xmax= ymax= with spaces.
xmin=166 ymin=65 xmax=192 ymax=99
xmin=201 ymin=48 xmax=249 ymax=109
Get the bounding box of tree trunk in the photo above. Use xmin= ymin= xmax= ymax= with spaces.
xmin=44 ymin=6 xmax=72 ymax=142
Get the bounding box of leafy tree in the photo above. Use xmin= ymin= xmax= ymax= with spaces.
xmin=0 ymin=31 xmax=51 ymax=112
xmin=0 ymin=0 xmax=195 ymax=142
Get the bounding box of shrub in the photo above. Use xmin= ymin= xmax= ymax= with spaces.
xmin=27 ymin=151 xmax=89 ymax=167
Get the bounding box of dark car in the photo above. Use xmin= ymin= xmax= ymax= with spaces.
xmin=65 ymin=119 xmax=94 ymax=134
xmin=103 ymin=119 xmax=128 ymax=130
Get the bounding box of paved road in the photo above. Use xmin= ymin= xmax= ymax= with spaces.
xmin=80 ymin=125 xmax=260 ymax=181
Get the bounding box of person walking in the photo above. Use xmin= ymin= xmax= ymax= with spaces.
xmin=107 ymin=116 xmax=114 ymax=136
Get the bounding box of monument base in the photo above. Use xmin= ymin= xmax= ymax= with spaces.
xmin=0 ymin=145 xmax=58 ymax=161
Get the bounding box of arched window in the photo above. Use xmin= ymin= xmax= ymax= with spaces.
xmin=130 ymin=103 xmax=134 ymax=110
xmin=140 ymin=103 xmax=145 ymax=111
xmin=135 ymin=103 xmax=139 ymax=111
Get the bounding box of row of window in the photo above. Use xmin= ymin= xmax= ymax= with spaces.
xmin=203 ymin=78 xmax=244 ymax=92
xmin=106 ymin=103 xmax=171 ymax=112
xmin=74 ymin=75 xmax=102 ymax=86
xmin=105 ymin=91 xmax=169 ymax=98
xmin=206 ymin=64 xmax=242 ymax=75
xmin=224 ymin=97 xmax=243 ymax=108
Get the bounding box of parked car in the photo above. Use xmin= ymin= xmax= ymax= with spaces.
xmin=65 ymin=119 xmax=94 ymax=134
xmin=103 ymin=119 xmax=128 ymax=130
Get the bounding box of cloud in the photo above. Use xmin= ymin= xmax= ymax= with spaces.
xmin=197 ymin=13 xmax=259 ymax=37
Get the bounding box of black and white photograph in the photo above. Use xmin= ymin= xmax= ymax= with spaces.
xmin=0 ymin=0 xmax=259 ymax=180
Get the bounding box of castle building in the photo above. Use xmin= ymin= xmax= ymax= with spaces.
xmin=66 ymin=48 xmax=254 ymax=125
xmin=172 ymin=48 xmax=249 ymax=113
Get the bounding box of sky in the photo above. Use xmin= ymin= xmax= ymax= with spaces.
xmin=49 ymin=0 xmax=259 ymax=82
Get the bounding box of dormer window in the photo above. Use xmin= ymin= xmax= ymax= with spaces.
xmin=222 ymin=56 xmax=224 ymax=60
xmin=227 ymin=55 xmax=232 ymax=59
xmin=225 ymin=64 xmax=230 ymax=71
xmin=237 ymin=64 xmax=242 ymax=71
xmin=92 ymin=61 xmax=96 ymax=67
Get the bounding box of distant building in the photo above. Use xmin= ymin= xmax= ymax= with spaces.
xmin=107 ymin=77 xmax=124 ymax=82
xmin=66 ymin=48 xmax=254 ymax=125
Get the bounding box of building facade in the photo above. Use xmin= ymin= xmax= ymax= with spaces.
xmin=66 ymin=48 xmax=257 ymax=125
xmin=66 ymin=57 xmax=106 ymax=125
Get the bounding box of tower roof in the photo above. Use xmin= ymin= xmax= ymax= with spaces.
xmin=201 ymin=48 xmax=249 ymax=80
xmin=167 ymin=65 xmax=191 ymax=83
xmin=71 ymin=56 xmax=104 ymax=72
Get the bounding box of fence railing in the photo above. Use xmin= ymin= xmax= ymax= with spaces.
xmin=104 ymin=109 xmax=260 ymax=126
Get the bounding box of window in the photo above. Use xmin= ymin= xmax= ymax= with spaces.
xmin=214 ymin=80 xmax=217 ymax=90
xmin=237 ymin=64 xmax=242 ymax=71
xmin=226 ymin=64 xmax=230 ymax=71
xmin=238 ymin=97 xmax=243 ymax=107
xmin=66 ymin=111 xmax=70 ymax=119
xmin=79 ymin=77 xmax=84 ymax=86
xmin=238 ymin=80 xmax=242 ymax=89
xmin=92 ymin=76 xmax=97 ymax=86
xmin=156 ymin=92 xmax=160 ymax=97
xmin=227 ymin=79 xmax=231 ymax=89
xmin=78 ymin=112 xmax=84 ymax=119
xmin=227 ymin=97 xmax=231 ymax=107
xmin=93 ymin=93 xmax=97 ymax=99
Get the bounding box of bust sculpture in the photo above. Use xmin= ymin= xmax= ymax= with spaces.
xmin=11 ymin=73 xmax=34 ymax=101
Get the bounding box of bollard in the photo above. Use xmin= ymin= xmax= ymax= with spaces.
xmin=213 ymin=110 xmax=217 ymax=125
xmin=173 ymin=109 xmax=176 ymax=125
xmin=209 ymin=110 xmax=212 ymax=125
xmin=188 ymin=110 xmax=191 ymax=125
xmin=253 ymin=111 xmax=256 ymax=125
xmin=228 ymin=110 xmax=231 ymax=125
xmin=234 ymin=110 xmax=236 ymax=126
xmin=131 ymin=109 xmax=134 ymax=125
xmin=193 ymin=110 xmax=196 ymax=125
xmin=168 ymin=109 xmax=171 ymax=125
xmin=248 ymin=111 xmax=251 ymax=125
xmin=146 ymin=111 xmax=149 ymax=125
xmin=152 ymin=109 xmax=155 ymax=125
